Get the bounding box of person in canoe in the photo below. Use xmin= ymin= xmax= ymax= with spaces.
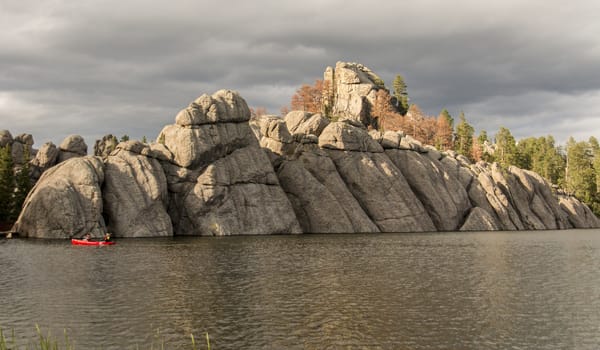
xmin=103 ymin=233 xmax=112 ymax=242
xmin=82 ymin=233 xmax=92 ymax=241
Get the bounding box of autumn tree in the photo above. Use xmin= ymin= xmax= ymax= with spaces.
xmin=471 ymin=137 xmax=484 ymax=162
xmin=435 ymin=113 xmax=453 ymax=151
xmin=393 ymin=74 xmax=409 ymax=115
xmin=372 ymin=89 xmax=393 ymax=131
xmin=289 ymin=79 xmax=329 ymax=115
xmin=454 ymin=112 xmax=474 ymax=160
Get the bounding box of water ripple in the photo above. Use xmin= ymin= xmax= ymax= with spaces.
xmin=2 ymin=231 xmax=600 ymax=349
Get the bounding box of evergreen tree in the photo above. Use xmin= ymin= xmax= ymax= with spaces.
xmin=566 ymin=138 xmax=596 ymax=203
xmin=393 ymin=74 xmax=409 ymax=115
xmin=141 ymin=136 xmax=148 ymax=144
xmin=0 ymin=145 xmax=15 ymax=222
xmin=494 ymin=127 xmax=518 ymax=169
xmin=477 ymin=130 xmax=494 ymax=163
xmin=12 ymin=147 xmax=32 ymax=220
xmin=454 ymin=112 xmax=474 ymax=160
xmin=515 ymin=136 xmax=565 ymax=185
xmin=120 ymin=135 xmax=130 ymax=142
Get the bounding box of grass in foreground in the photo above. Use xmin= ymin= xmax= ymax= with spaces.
xmin=0 ymin=326 xmax=211 ymax=350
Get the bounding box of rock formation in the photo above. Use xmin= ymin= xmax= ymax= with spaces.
xmin=158 ymin=90 xmax=301 ymax=236
xmin=14 ymin=156 xmax=106 ymax=239
xmin=58 ymin=135 xmax=88 ymax=163
xmin=102 ymin=141 xmax=172 ymax=237
xmin=323 ymin=62 xmax=390 ymax=127
xmin=9 ymin=62 xmax=600 ymax=238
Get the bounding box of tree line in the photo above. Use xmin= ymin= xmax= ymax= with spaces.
xmin=0 ymin=144 xmax=32 ymax=227
xmin=283 ymin=75 xmax=600 ymax=215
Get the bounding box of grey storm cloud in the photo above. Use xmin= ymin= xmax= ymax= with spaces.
xmin=1 ymin=0 xmax=599 ymax=147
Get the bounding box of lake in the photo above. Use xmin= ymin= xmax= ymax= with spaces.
xmin=2 ymin=230 xmax=600 ymax=349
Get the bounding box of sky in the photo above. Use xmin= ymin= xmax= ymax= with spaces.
xmin=1 ymin=0 xmax=599 ymax=150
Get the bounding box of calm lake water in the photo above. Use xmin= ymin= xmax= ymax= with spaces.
xmin=2 ymin=230 xmax=600 ymax=349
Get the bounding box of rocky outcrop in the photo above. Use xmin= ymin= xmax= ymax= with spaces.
xmin=31 ymin=142 xmax=59 ymax=180
xmin=277 ymin=147 xmax=380 ymax=233
xmin=8 ymin=64 xmax=600 ymax=238
xmin=460 ymin=207 xmax=501 ymax=231
xmin=13 ymin=156 xmax=106 ymax=239
xmin=58 ymin=135 xmax=87 ymax=163
xmin=285 ymin=111 xmax=329 ymax=137
xmin=558 ymin=194 xmax=600 ymax=228
xmin=102 ymin=141 xmax=172 ymax=237
xmin=160 ymin=90 xmax=302 ymax=236
xmin=94 ymin=134 xmax=119 ymax=158
xmin=386 ymin=148 xmax=471 ymax=231
xmin=323 ymin=62 xmax=390 ymax=127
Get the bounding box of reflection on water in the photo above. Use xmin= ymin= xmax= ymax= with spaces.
xmin=1 ymin=230 xmax=600 ymax=349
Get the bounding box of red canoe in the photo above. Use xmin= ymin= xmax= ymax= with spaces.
xmin=71 ymin=238 xmax=115 ymax=246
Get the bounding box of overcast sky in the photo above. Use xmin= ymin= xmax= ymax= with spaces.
xmin=1 ymin=0 xmax=599 ymax=149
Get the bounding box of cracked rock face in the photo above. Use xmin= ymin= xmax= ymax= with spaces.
xmin=160 ymin=90 xmax=302 ymax=236
xmin=102 ymin=142 xmax=172 ymax=237
xmin=14 ymin=156 xmax=106 ymax=239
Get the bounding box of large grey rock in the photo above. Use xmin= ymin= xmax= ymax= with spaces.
xmin=559 ymin=195 xmax=600 ymax=228
xmin=169 ymin=146 xmax=301 ymax=236
xmin=160 ymin=91 xmax=255 ymax=169
xmin=276 ymin=148 xmax=379 ymax=233
xmin=284 ymin=111 xmax=330 ymax=137
xmin=31 ymin=142 xmax=59 ymax=179
xmin=103 ymin=143 xmax=172 ymax=237
xmin=58 ymin=134 xmax=87 ymax=163
xmin=318 ymin=122 xmax=383 ymax=152
xmin=253 ymin=115 xmax=297 ymax=156
xmin=94 ymin=134 xmax=119 ymax=158
xmin=13 ymin=156 xmax=106 ymax=238
xmin=14 ymin=133 xmax=34 ymax=146
xmin=509 ymin=167 xmax=571 ymax=229
xmin=326 ymin=150 xmax=435 ymax=232
xmin=460 ymin=207 xmax=501 ymax=231
xmin=386 ymin=149 xmax=471 ymax=231
xmin=175 ymin=89 xmax=250 ymax=126
xmin=158 ymin=122 xmax=255 ymax=169
xmin=323 ymin=62 xmax=388 ymax=126
xmin=477 ymin=170 xmax=523 ymax=230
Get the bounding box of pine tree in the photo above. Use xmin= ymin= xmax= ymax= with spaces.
xmin=12 ymin=147 xmax=32 ymax=220
xmin=393 ymin=74 xmax=409 ymax=115
xmin=566 ymin=138 xmax=596 ymax=203
xmin=494 ymin=127 xmax=518 ymax=169
xmin=0 ymin=145 xmax=15 ymax=223
xmin=454 ymin=112 xmax=474 ymax=160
